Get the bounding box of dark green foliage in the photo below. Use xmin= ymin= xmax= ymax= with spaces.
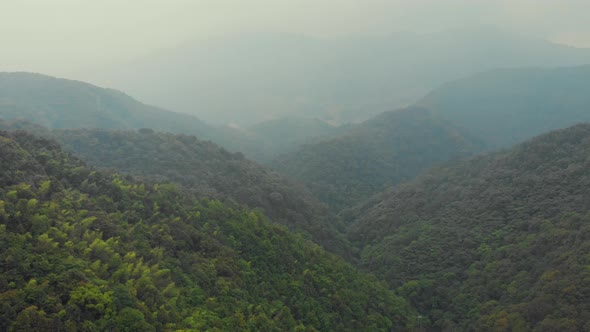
xmin=0 ymin=130 xmax=415 ymax=331
xmin=418 ymin=65 xmax=590 ymax=148
xmin=273 ymin=107 xmax=484 ymax=211
xmin=347 ymin=124 xmax=590 ymax=330
xmin=49 ymin=127 xmax=351 ymax=258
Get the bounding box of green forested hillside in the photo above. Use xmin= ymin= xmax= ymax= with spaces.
xmin=49 ymin=127 xmax=350 ymax=258
xmin=272 ymin=107 xmax=484 ymax=211
xmin=418 ymin=65 xmax=590 ymax=148
xmin=0 ymin=129 xmax=414 ymax=331
xmin=347 ymin=124 xmax=590 ymax=330
xmin=0 ymin=119 xmax=350 ymax=258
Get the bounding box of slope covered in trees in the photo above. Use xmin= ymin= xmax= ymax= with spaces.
xmin=4 ymin=125 xmax=348 ymax=258
xmin=0 ymin=129 xmax=415 ymax=331
xmin=418 ymin=65 xmax=590 ymax=148
xmin=347 ymin=124 xmax=590 ymax=330
xmin=272 ymin=107 xmax=484 ymax=211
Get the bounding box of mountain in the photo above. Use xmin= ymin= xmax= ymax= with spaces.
xmin=418 ymin=65 xmax=590 ymax=148
xmin=0 ymin=119 xmax=351 ymax=258
xmin=272 ymin=107 xmax=484 ymax=211
xmin=347 ymin=124 xmax=590 ymax=330
xmin=0 ymin=72 xmax=211 ymax=135
xmin=0 ymin=129 xmax=415 ymax=331
xmin=0 ymin=72 xmax=341 ymax=162
xmin=80 ymin=28 xmax=590 ymax=125
xmin=57 ymin=128 xmax=351 ymax=257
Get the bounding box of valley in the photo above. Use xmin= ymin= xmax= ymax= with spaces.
xmin=2 ymin=66 xmax=590 ymax=330
xmin=3 ymin=9 xmax=590 ymax=329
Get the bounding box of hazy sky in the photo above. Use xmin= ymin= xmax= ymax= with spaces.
xmin=2 ymin=0 xmax=590 ymax=75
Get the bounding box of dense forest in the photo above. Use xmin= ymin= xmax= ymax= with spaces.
xmin=56 ymin=127 xmax=351 ymax=258
xmin=0 ymin=129 xmax=415 ymax=331
xmin=0 ymin=119 xmax=350 ymax=259
xmin=418 ymin=65 xmax=590 ymax=148
xmin=5 ymin=2 xmax=590 ymax=330
xmin=272 ymin=107 xmax=484 ymax=211
xmin=3 ymin=68 xmax=590 ymax=332
xmin=347 ymin=124 xmax=590 ymax=330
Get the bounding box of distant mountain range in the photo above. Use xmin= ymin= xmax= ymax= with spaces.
xmin=0 ymin=72 xmax=210 ymax=134
xmin=3 ymin=43 xmax=590 ymax=330
xmin=80 ymin=27 xmax=590 ymax=125
xmin=418 ymin=65 xmax=590 ymax=148
xmin=0 ymin=72 xmax=335 ymax=162
xmin=11 ymin=67 xmax=590 ymax=217
xmin=269 ymin=64 xmax=590 ymax=212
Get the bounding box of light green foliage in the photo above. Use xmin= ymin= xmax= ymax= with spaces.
xmin=0 ymin=130 xmax=414 ymax=331
xmin=50 ymin=126 xmax=351 ymax=258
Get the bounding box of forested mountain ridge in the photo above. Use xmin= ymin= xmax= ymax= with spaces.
xmin=347 ymin=124 xmax=590 ymax=330
xmin=418 ymin=65 xmax=590 ymax=148
xmin=0 ymin=119 xmax=351 ymax=258
xmin=0 ymin=129 xmax=415 ymax=331
xmin=272 ymin=107 xmax=485 ymax=211
xmin=56 ymin=128 xmax=352 ymax=257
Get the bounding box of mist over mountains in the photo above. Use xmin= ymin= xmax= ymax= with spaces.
xmin=419 ymin=65 xmax=590 ymax=148
xmin=0 ymin=72 xmax=331 ymax=162
xmin=81 ymin=27 xmax=590 ymax=125
xmin=3 ymin=11 xmax=590 ymax=330
xmin=271 ymin=107 xmax=485 ymax=210
xmin=0 ymin=72 xmax=210 ymax=135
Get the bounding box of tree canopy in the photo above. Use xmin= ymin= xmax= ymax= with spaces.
xmin=272 ymin=107 xmax=484 ymax=211
xmin=0 ymin=129 xmax=415 ymax=331
xmin=347 ymin=124 xmax=590 ymax=330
